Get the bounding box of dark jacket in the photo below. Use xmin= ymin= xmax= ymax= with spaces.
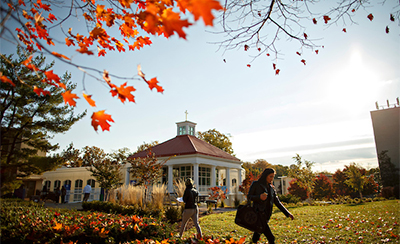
xmin=247 ymin=180 xmax=290 ymax=221
xmin=183 ymin=185 xmax=199 ymax=209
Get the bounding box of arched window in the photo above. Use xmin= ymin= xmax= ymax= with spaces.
xmin=54 ymin=180 xmax=61 ymax=191
xmin=64 ymin=180 xmax=71 ymax=188
xmin=73 ymin=179 xmax=83 ymax=202
xmin=44 ymin=180 xmax=51 ymax=191
xmin=87 ymin=179 xmax=95 ymax=187
xmin=232 ymin=179 xmax=237 ymax=187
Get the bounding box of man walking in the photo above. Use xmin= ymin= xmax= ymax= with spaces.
xmin=83 ymin=183 xmax=92 ymax=202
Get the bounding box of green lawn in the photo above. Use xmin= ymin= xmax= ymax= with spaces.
xmin=184 ymin=200 xmax=400 ymax=243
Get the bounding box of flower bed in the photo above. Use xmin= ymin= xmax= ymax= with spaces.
xmin=0 ymin=199 xmax=175 ymax=243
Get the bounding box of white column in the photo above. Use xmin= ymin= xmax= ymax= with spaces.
xmin=238 ymin=168 xmax=242 ymax=190
xmin=226 ymin=167 xmax=231 ymax=194
xmin=193 ymin=163 xmax=199 ymax=189
xmin=168 ymin=165 xmax=173 ymax=193
xmin=211 ymin=165 xmax=216 ymax=187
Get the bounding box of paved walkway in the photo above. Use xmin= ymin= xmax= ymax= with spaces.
xmin=44 ymin=201 xmax=236 ymax=214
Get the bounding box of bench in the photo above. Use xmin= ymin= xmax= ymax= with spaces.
xmin=206 ymin=199 xmax=217 ymax=209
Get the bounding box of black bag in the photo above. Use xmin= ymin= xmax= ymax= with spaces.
xmin=234 ymin=203 xmax=265 ymax=233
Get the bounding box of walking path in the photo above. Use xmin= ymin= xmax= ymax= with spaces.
xmin=44 ymin=201 xmax=236 ymax=214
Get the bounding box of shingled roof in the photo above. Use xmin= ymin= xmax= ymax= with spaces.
xmin=129 ymin=135 xmax=240 ymax=161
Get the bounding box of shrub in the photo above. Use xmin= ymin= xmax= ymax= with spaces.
xmin=278 ymin=194 xmax=301 ymax=204
xmin=82 ymin=200 xmax=162 ymax=218
xmin=288 ymin=179 xmax=309 ymax=200
xmin=164 ymin=205 xmax=182 ymax=223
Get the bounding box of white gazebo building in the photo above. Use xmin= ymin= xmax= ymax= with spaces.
xmin=129 ymin=120 xmax=245 ymax=205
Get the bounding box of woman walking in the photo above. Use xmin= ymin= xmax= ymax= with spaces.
xmin=247 ymin=168 xmax=294 ymax=243
xmin=178 ymin=178 xmax=202 ymax=239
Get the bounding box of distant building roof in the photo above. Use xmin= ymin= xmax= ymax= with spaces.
xmin=129 ymin=135 xmax=240 ymax=161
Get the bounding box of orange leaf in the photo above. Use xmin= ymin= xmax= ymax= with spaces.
xmin=22 ymin=56 xmax=40 ymax=71
xmin=161 ymin=9 xmax=191 ymax=39
xmin=51 ymin=52 xmax=70 ymax=60
xmin=65 ymin=38 xmax=75 ymax=46
xmin=44 ymin=70 xmax=61 ymax=84
xmin=0 ymin=75 xmax=15 ymax=86
xmin=91 ymin=110 xmax=114 ymax=131
xmin=83 ymin=93 xmax=96 ymax=107
xmin=62 ymin=90 xmax=79 ymax=106
xmin=367 ymin=13 xmax=374 ymax=21
xmin=110 ymin=82 xmax=136 ymax=103
xmin=33 ymin=86 xmax=50 ymax=96
xmin=147 ymin=77 xmax=164 ymax=93
xmin=187 ymin=0 xmax=223 ymax=26
xmin=275 ymin=69 xmax=280 ymax=75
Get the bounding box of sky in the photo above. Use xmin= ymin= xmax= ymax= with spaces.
xmin=2 ymin=1 xmax=399 ymax=173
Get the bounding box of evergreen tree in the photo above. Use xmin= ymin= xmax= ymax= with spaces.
xmin=0 ymin=50 xmax=85 ymax=194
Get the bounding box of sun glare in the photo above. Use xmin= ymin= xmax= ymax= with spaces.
xmin=325 ymin=47 xmax=381 ymax=112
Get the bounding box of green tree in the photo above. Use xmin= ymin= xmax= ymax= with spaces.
xmin=344 ymin=163 xmax=366 ymax=199
xmin=332 ymin=169 xmax=353 ymax=196
xmin=0 ymin=50 xmax=85 ymax=194
xmin=197 ymin=129 xmax=235 ymax=155
xmin=129 ymin=149 xmax=168 ymax=186
xmin=81 ymin=146 xmax=107 ymax=166
xmin=272 ymin=164 xmax=289 ymax=177
xmin=60 ymin=143 xmax=82 ymax=167
xmin=378 ymin=150 xmax=399 ymax=188
xmin=87 ymin=159 xmax=123 ymax=201
xmin=288 ymin=154 xmax=315 ymax=198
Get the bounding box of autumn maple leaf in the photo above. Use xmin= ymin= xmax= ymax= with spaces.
xmin=367 ymin=13 xmax=374 ymax=21
xmin=160 ymin=9 xmax=191 ymax=39
xmin=186 ymin=0 xmax=223 ymax=26
xmin=146 ymin=78 xmax=164 ymax=93
xmin=110 ymin=82 xmax=136 ymax=103
xmin=91 ymin=110 xmax=114 ymax=131
xmin=0 ymin=74 xmax=15 ymax=86
xmin=83 ymin=93 xmax=96 ymax=107
xmin=44 ymin=70 xmax=61 ymax=84
xmin=33 ymin=86 xmax=50 ymax=96
xmin=275 ymin=69 xmax=280 ymax=75
xmin=62 ymin=90 xmax=79 ymax=106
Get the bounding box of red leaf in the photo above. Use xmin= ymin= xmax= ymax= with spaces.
xmin=303 ymin=33 xmax=308 ymax=39
xmin=315 ymin=50 xmax=319 ymax=54
xmin=257 ymin=48 xmax=261 ymax=52
xmin=323 ymin=15 xmax=331 ymax=24
xmin=367 ymin=13 xmax=374 ymax=21
xmin=352 ymin=9 xmax=355 ymax=13
xmin=33 ymin=86 xmax=50 ymax=96
xmin=0 ymin=75 xmax=15 ymax=86
xmin=386 ymin=26 xmax=389 ymax=34
xmin=62 ymin=90 xmax=79 ymax=106
xmin=312 ymin=18 xmax=317 ymax=24
xmin=390 ymin=14 xmax=395 ymax=22
xmin=244 ymin=44 xmax=249 ymax=51
xmin=342 ymin=28 xmax=347 ymax=33
xmin=266 ymin=53 xmax=270 ymax=56
xmin=272 ymin=63 xmax=276 ymax=70
xmin=110 ymin=82 xmax=136 ymax=103
xmin=296 ymin=52 xmax=301 ymax=56
xmin=44 ymin=70 xmax=61 ymax=84
xmin=147 ymin=78 xmax=164 ymax=93
xmin=301 ymin=59 xmax=306 ymax=65
xmin=247 ymin=64 xmax=251 ymax=67
xmin=91 ymin=110 xmax=114 ymax=131
xmin=83 ymin=93 xmax=96 ymax=107
xmin=275 ymin=69 xmax=280 ymax=75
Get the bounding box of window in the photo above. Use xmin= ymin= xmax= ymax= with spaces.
xmin=54 ymin=180 xmax=61 ymax=191
xmin=180 ymin=166 xmax=193 ymax=179
xmin=44 ymin=180 xmax=51 ymax=190
xmin=74 ymin=179 xmax=83 ymax=202
xmin=199 ymin=167 xmax=211 ymax=186
xmin=87 ymin=179 xmax=95 ymax=187
xmin=189 ymin=126 xmax=195 ymax=135
xmin=162 ymin=167 xmax=168 ymax=184
xmin=179 ymin=126 xmax=186 ymax=135
xmin=232 ymin=179 xmax=237 ymax=187
xmin=64 ymin=180 xmax=71 ymax=188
